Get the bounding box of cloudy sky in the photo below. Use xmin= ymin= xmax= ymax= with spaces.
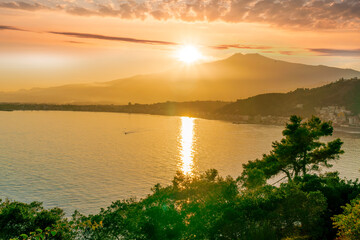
xmin=1 ymin=0 xmax=360 ymax=90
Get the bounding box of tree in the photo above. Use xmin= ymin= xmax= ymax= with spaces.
xmin=300 ymin=172 xmax=360 ymax=239
xmin=333 ymin=198 xmax=360 ymax=240
xmin=241 ymin=115 xmax=344 ymax=185
xmin=0 ymin=199 xmax=69 ymax=240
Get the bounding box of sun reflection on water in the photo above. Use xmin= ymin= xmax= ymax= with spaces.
xmin=179 ymin=117 xmax=196 ymax=175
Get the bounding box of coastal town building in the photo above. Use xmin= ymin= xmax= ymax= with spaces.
xmin=315 ymin=106 xmax=360 ymax=127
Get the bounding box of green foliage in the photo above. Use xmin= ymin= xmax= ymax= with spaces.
xmin=299 ymin=172 xmax=360 ymax=239
xmin=240 ymin=115 xmax=344 ymax=186
xmin=78 ymin=169 xmax=238 ymax=240
xmin=10 ymin=227 xmax=56 ymax=240
xmin=210 ymin=182 xmax=327 ymax=240
xmin=0 ymin=200 xmax=69 ymax=240
xmin=0 ymin=200 xmax=102 ymax=240
xmin=333 ymin=198 xmax=360 ymax=240
xmin=2 ymin=172 xmax=359 ymax=240
xmin=72 ymin=169 xmax=329 ymax=240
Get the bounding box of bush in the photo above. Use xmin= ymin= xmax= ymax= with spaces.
xmin=333 ymin=198 xmax=360 ymax=240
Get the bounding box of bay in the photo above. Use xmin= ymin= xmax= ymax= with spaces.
xmin=0 ymin=111 xmax=359 ymax=215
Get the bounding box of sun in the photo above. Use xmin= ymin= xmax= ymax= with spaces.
xmin=177 ymin=45 xmax=202 ymax=64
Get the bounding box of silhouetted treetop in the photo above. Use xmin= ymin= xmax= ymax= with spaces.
xmin=240 ymin=115 xmax=344 ymax=187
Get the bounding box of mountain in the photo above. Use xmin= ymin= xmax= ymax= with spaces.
xmin=1 ymin=79 xmax=360 ymax=121
xmin=217 ymin=78 xmax=360 ymax=116
xmin=1 ymin=53 xmax=359 ymax=104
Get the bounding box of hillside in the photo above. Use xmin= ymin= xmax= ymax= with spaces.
xmin=0 ymin=53 xmax=359 ymax=104
xmin=217 ymin=78 xmax=360 ymax=117
xmin=2 ymin=78 xmax=360 ymax=125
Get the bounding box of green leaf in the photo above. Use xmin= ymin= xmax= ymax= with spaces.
xmin=51 ymin=231 xmax=57 ymax=236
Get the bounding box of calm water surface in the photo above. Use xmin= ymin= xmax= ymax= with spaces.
xmin=0 ymin=111 xmax=359 ymax=215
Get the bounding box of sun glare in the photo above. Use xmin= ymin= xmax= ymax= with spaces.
xmin=179 ymin=117 xmax=195 ymax=175
xmin=177 ymin=45 xmax=202 ymax=64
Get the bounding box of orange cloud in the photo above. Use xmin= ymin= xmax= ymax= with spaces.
xmin=0 ymin=25 xmax=26 ymax=31
xmin=309 ymin=48 xmax=360 ymax=57
xmin=1 ymin=0 xmax=360 ymax=30
xmin=49 ymin=31 xmax=178 ymax=45
xmin=211 ymin=44 xmax=272 ymax=50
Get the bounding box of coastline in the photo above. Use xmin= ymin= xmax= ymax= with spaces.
xmin=2 ymin=103 xmax=360 ymax=134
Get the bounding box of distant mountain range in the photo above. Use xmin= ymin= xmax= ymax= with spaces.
xmin=1 ymin=53 xmax=359 ymax=104
xmin=2 ymin=78 xmax=360 ymax=119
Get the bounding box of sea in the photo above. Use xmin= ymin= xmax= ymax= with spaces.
xmin=0 ymin=111 xmax=359 ymax=215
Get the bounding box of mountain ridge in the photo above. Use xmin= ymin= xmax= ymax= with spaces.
xmin=218 ymin=78 xmax=360 ymax=116
xmin=1 ymin=78 xmax=360 ymax=127
xmin=1 ymin=53 xmax=359 ymax=104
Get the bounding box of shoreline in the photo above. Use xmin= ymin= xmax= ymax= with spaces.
xmin=2 ymin=105 xmax=360 ymax=134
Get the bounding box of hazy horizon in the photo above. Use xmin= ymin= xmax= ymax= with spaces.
xmin=1 ymin=53 xmax=360 ymax=93
xmin=1 ymin=52 xmax=359 ymax=104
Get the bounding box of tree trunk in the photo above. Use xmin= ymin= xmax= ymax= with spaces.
xmin=302 ymin=151 xmax=307 ymax=176
xmin=281 ymin=169 xmax=292 ymax=182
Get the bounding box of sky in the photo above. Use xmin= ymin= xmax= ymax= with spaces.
xmin=1 ymin=0 xmax=360 ymax=91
